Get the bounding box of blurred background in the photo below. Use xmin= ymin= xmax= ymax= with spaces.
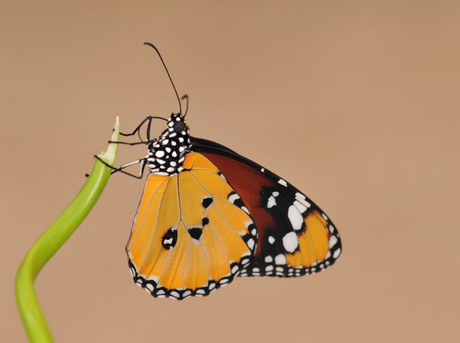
xmin=1 ymin=1 xmax=459 ymax=342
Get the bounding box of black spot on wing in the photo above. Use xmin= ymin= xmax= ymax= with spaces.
xmin=162 ymin=227 xmax=177 ymax=249
xmin=202 ymin=217 xmax=210 ymax=226
xmin=187 ymin=226 xmax=203 ymax=240
xmin=202 ymin=196 xmax=213 ymax=209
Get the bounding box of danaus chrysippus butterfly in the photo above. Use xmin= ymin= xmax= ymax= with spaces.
xmin=111 ymin=43 xmax=342 ymax=300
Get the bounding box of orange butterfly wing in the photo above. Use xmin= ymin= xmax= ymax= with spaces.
xmin=126 ymin=152 xmax=257 ymax=299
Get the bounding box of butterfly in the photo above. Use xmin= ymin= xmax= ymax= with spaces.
xmin=113 ymin=43 xmax=342 ymax=300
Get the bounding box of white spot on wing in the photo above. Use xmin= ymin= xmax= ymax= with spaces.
xmin=333 ymin=248 xmax=341 ymax=259
xmin=288 ymin=205 xmax=304 ymax=231
xmin=278 ymin=179 xmax=288 ymax=187
xmin=295 ymin=193 xmax=311 ymax=208
xmin=228 ymin=193 xmax=239 ymax=203
xmin=247 ymin=238 xmax=255 ymax=250
xmin=293 ymin=200 xmax=307 ymax=214
xmin=275 ymin=254 xmax=287 ymax=265
xmin=267 ymin=196 xmax=277 ymax=208
xmin=267 ymin=191 xmax=279 ymax=208
xmin=282 ymin=232 xmax=299 ymax=253
xmin=329 ymin=235 xmax=338 ymax=248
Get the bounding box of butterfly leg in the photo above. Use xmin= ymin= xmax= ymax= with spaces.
xmin=119 ymin=116 xmax=168 ymax=142
xmin=94 ymin=155 xmax=148 ymax=179
xmin=108 ymin=139 xmax=156 ymax=146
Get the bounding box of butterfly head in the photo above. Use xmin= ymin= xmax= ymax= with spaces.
xmin=146 ymin=113 xmax=191 ymax=175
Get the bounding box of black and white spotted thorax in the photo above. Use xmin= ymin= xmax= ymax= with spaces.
xmin=146 ymin=114 xmax=191 ymax=175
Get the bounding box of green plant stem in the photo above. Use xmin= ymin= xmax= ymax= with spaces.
xmin=15 ymin=118 xmax=120 ymax=343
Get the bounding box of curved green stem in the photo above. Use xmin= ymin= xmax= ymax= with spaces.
xmin=15 ymin=118 xmax=120 ymax=343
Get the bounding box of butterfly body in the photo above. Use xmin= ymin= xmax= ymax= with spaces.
xmin=125 ymin=113 xmax=341 ymax=300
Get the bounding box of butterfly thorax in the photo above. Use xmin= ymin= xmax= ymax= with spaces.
xmin=146 ymin=113 xmax=191 ymax=175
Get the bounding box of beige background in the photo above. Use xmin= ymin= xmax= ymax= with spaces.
xmin=1 ymin=1 xmax=459 ymax=342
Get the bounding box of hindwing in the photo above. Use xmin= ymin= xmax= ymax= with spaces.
xmin=126 ymin=152 xmax=257 ymax=299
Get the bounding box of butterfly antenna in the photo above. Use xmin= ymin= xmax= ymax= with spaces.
xmin=181 ymin=95 xmax=189 ymax=117
xmin=143 ymin=42 xmax=182 ymax=115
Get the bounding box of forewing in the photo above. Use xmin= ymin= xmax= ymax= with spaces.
xmin=190 ymin=137 xmax=342 ymax=278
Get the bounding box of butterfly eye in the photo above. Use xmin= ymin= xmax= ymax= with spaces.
xmin=173 ymin=120 xmax=186 ymax=132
